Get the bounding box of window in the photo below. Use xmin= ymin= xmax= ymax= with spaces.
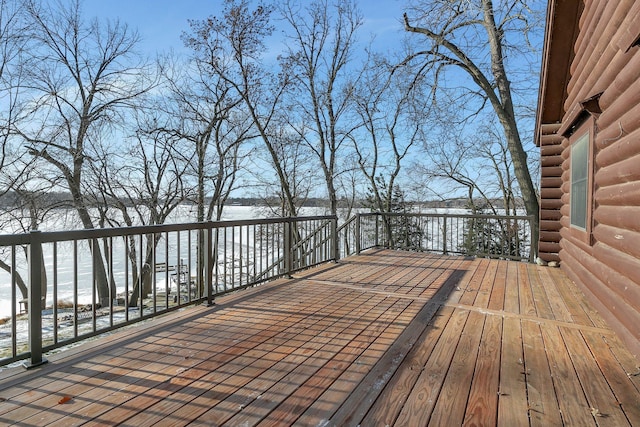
xmin=570 ymin=132 xmax=589 ymax=229
xmin=568 ymin=117 xmax=594 ymax=244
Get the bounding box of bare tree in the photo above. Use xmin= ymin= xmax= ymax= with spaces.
xmin=159 ymin=54 xmax=253 ymax=223
xmin=279 ymin=0 xmax=363 ymax=216
xmin=183 ymin=0 xmax=299 ymax=217
xmin=352 ymin=53 xmax=427 ymax=215
xmin=249 ymin=123 xmax=318 ymax=217
xmin=415 ymin=115 xmax=531 ymax=258
xmin=0 ymin=169 xmax=66 ymax=302
xmin=153 ymin=52 xmax=257 ymax=297
xmin=15 ymin=0 xmax=155 ymax=305
xmin=476 ymin=124 xmax=519 ymax=216
xmin=0 ymin=0 xmax=47 ymax=303
xmin=417 ymin=129 xmax=498 ymax=214
xmin=88 ymin=111 xmax=189 ymax=306
xmin=0 ymin=0 xmax=30 ymax=194
xmin=403 ymin=0 xmax=541 ymax=252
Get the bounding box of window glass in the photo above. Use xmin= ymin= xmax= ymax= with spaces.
xmin=570 ymin=132 xmax=589 ymax=229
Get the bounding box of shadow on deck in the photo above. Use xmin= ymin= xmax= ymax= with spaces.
xmin=1 ymin=249 xmax=639 ymax=426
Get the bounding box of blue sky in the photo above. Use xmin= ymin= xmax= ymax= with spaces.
xmin=82 ymin=0 xmax=408 ymax=57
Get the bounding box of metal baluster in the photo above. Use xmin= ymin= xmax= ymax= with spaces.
xmin=187 ymin=230 xmax=192 ymax=301
xmin=91 ymin=239 xmax=97 ymax=332
xmin=238 ymin=225 xmax=242 ymax=287
xmin=223 ymin=227 xmax=228 ymax=292
xmin=11 ymin=245 xmax=17 ymax=358
xmin=205 ymin=222 xmax=214 ymax=306
xmin=125 ymin=235 xmax=130 ymax=321
xmin=52 ymin=242 xmax=58 ymax=344
xmin=108 ymin=236 xmax=114 ymax=327
xmin=151 ymin=233 xmax=157 ymax=313
xmin=138 ymin=235 xmax=144 ymax=315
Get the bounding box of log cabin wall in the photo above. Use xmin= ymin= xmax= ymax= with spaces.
xmin=538 ymin=123 xmax=563 ymax=263
xmin=537 ymin=0 xmax=640 ymax=357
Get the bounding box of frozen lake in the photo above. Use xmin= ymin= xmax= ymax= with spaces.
xmin=0 ymin=206 xmax=272 ymax=319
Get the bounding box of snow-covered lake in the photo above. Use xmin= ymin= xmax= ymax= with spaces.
xmin=0 ymin=206 xmax=273 ymax=319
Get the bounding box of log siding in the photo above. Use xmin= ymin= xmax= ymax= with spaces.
xmin=536 ymin=0 xmax=640 ymax=357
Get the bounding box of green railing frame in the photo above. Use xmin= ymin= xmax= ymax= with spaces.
xmin=0 ymin=211 xmax=535 ymax=368
xmin=338 ymin=212 xmax=535 ymax=262
xmin=0 ymin=216 xmax=338 ymax=368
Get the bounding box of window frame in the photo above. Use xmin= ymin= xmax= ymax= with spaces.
xmin=568 ymin=116 xmax=595 ymax=244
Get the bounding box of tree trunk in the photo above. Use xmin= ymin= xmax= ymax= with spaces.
xmin=74 ymin=201 xmax=115 ymax=307
xmin=404 ymin=1 xmax=540 ymax=257
xmin=0 ymin=259 xmax=28 ymax=300
xmin=482 ymin=0 xmax=539 ymax=255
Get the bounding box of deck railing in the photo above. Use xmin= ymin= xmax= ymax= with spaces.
xmin=338 ymin=212 xmax=535 ymax=262
xmin=1 ymin=211 xmax=535 ymax=368
xmin=0 ymin=216 xmax=337 ymax=368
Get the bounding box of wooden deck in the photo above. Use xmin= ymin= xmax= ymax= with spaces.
xmin=1 ymin=249 xmax=639 ymax=426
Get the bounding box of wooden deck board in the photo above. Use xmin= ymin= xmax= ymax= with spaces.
xmin=488 ymin=260 xmax=508 ymax=311
xmin=561 ymin=327 xmax=630 ymax=426
xmin=541 ymin=325 xmax=596 ymax=425
xmin=357 ymin=305 xmax=454 ymax=427
xmin=473 ymin=257 xmax=499 ymax=309
xmin=252 ymin=299 xmax=415 ymax=426
xmin=527 ymin=263 xmax=556 ymax=320
xmin=602 ymin=332 xmax=640 ymax=393
xmin=549 ymin=267 xmax=610 ymax=330
xmin=517 ymin=263 xmax=537 ymax=317
xmin=292 ymin=302 xmax=424 ymax=426
xmin=463 ymin=314 xmax=502 ymax=426
xmin=429 ymin=310 xmax=484 ymax=426
xmin=552 ymin=272 xmax=597 ymax=328
xmin=497 ymin=316 xmax=529 ymax=426
xmin=521 ymin=320 xmax=562 ymax=427
xmin=233 ymin=297 xmax=398 ymax=425
xmin=393 ymin=308 xmax=470 ymax=426
xmin=457 ymin=258 xmax=490 ymax=306
xmin=539 ymin=267 xmax=575 ymax=323
xmin=503 ymin=261 xmax=520 ymax=314
xmin=582 ymin=330 xmax=640 ymax=424
xmin=1 ymin=249 xmax=639 ymax=426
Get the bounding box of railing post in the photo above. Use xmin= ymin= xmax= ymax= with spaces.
xmin=355 ymin=213 xmax=361 ymax=255
xmin=331 ymin=217 xmax=340 ymax=262
xmin=24 ymin=230 xmax=47 ymax=369
xmin=529 ymin=215 xmax=536 ymax=263
xmin=442 ymin=218 xmax=448 ymax=255
xmin=205 ymin=222 xmax=215 ymax=306
xmin=284 ymin=218 xmax=293 ymax=277
xmin=374 ymin=214 xmax=379 ymax=247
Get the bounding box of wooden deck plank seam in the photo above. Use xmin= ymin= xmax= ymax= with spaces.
xmin=304 ymin=279 xmax=614 ymax=335
xmin=446 ymin=303 xmax=614 ymax=335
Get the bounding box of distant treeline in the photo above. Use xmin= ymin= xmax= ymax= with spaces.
xmin=0 ymin=191 xmax=490 ymax=211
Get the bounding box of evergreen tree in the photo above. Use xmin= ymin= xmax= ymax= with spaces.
xmin=365 ymin=176 xmax=423 ymax=250
xmin=462 ymin=201 xmax=527 ymax=259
